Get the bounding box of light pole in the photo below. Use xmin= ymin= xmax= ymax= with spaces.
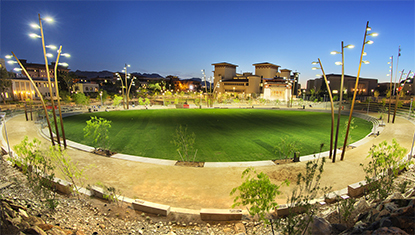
xmin=330 ymin=41 xmax=354 ymax=162
xmin=341 ymin=21 xmax=378 ymax=161
xmin=11 ymin=52 xmax=55 ymax=146
xmin=312 ymin=59 xmax=335 ymax=159
xmin=393 ymin=46 xmax=401 ymax=96
xmin=100 ymin=91 xmax=103 ymax=106
xmin=124 ymin=64 xmax=130 ymax=109
xmin=53 ymin=45 xmax=70 ymax=149
xmin=387 ymin=56 xmax=393 ymax=123
xmin=393 ymin=70 xmax=412 ymax=123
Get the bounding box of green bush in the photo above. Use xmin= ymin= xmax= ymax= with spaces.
xmin=360 ymin=139 xmax=410 ymax=201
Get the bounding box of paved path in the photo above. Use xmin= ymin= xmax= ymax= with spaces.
xmin=3 ymin=112 xmax=414 ymax=210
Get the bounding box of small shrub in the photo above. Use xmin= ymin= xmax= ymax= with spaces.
xmin=11 ymin=136 xmax=58 ymax=210
xmin=230 ymin=167 xmax=289 ymax=222
xmin=360 ymin=139 xmax=410 ymax=201
xmin=274 ymin=137 xmax=301 ymax=161
xmin=83 ymin=116 xmax=112 ymax=151
xmin=171 ymin=125 xmax=198 ymax=162
xmin=49 ymin=146 xmax=93 ymax=199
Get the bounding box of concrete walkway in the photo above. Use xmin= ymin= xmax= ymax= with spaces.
xmin=2 ymin=110 xmax=414 ymax=211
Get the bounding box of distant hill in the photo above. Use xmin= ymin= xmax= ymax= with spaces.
xmin=74 ymin=70 xmax=164 ymax=79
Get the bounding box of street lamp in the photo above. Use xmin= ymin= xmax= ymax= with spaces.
xmin=100 ymin=91 xmax=103 ymax=106
xmin=125 ymin=64 xmax=130 ymax=109
xmin=29 ymin=14 xmax=62 ymax=146
xmin=341 ymin=21 xmax=378 ymax=161
xmin=387 ymin=57 xmax=393 ymax=123
xmin=51 ymin=45 xmax=70 ymax=149
xmin=392 ymin=70 xmax=412 ymax=123
xmin=312 ymin=59 xmax=335 ymax=159
xmin=11 ymin=52 xmax=55 ymax=146
xmin=330 ymin=41 xmax=354 ymax=163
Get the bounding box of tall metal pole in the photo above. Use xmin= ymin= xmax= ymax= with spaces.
xmin=54 ymin=46 xmax=67 ymax=149
xmin=125 ymin=64 xmax=129 ymax=109
xmin=39 ymin=14 xmax=60 ymax=145
xmin=393 ymin=46 xmax=401 ymax=96
xmin=332 ymin=41 xmax=345 ymax=163
xmin=388 ymin=56 xmax=393 ymax=123
xmin=393 ymin=70 xmax=411 ymax=123
xmin=12 ymin=52 xmax=55 ymax=145
xmin=341 ymin=21 xmax=370 ymax=161
xmin=318 ymin=58 xmax=335 ymax=159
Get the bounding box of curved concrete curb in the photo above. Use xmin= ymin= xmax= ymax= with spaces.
xmin=3 ymin=109 xmax=411 ymax=221
xmin=38 ymin=109 xmax=383 ymax=167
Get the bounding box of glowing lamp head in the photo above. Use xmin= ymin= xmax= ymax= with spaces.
xmin=29 ymin=33 xmax=41 ymax=38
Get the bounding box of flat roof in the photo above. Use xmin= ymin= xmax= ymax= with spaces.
xmin=253 ymin=62 xmax=280 ymax=68
xmin=212 ymin=62 xmax=238 ymax=67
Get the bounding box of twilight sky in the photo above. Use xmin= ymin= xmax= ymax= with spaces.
xmin=1 ymin=0 xmax=414 ymax=87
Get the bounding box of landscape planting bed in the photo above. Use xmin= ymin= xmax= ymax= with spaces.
xmin=63 ymin=109 xmax=372 ymax=162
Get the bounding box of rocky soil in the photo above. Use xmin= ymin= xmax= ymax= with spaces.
xmin=1 ymin=154 xmax=414 ymax=235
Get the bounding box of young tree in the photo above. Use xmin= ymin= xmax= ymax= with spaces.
xmin=58 ymin=71 xmax=77 ymax=93
xmin=72 ymin=92 xmax=89 ymax=107
xmin=171 ymin=125 xmax=198 ymax=162
xmin=83 ymin=116 xmax=112 ymax=153
xmin=230 ymin=167 xmax=289 ymax=222
xmin=274 ymin=137 xmax=301 ymax=161
xmin=0 ymin=68 xmax=12 ymax=104
xmin=112 ymin=94 xmax=123 ymax=107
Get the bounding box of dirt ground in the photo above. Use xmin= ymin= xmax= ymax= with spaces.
xmin=4 ymin=113 xmax=415 ymax=210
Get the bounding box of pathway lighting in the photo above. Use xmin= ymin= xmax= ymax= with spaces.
xmin=311 ymin=59 xmax=335 ymax=159
xmin=5 ymin=55 xmax=12 ymax=59
xmin=330 ymin=40 xmax=354 ymax=162
xmin=29 ymin=33 xmax=41 ymax=38
xmin=341 ymin=21 xmax=377 ymax=161
xmin=46 ymin=45 xmax=57 ymax=50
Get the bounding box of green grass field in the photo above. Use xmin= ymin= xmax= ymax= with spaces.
xmin=63 ymin=109 xmax=372 ymax=162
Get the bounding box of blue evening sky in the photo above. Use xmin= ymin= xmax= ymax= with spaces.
xmin=1 ymin=0 xmax=414 ymax=87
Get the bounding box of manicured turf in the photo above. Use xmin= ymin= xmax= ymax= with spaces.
xmin=63 ymin=109 xmax=372 ymax=162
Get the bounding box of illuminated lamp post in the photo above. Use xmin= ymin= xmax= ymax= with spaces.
xmin=53 ymin=46 xmax=70 ymax=149
xmin=312 ymin=59 xmax=335 ymax=159
xmin=341 ymin=21 xmax=378 ymax=161
xmin=29 ymin=14 xmax=62 ymax=145
xmin=115 ymin=72 xmax=126 ymax=109
xmin=10 ymin=52 xmax=55 ymax=145
xmin=124 ymin=64 xmax=130 ymax=109
xmin=330 ymin=41 xmax=355 ymax=162
xmin=387 ymin=57 xmax=393 ymax=123
xmin=392 ymin=70 xmax=412 ymax=123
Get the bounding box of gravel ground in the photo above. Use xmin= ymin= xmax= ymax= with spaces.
xmin=0 ymin=156 xmax=272 ymax=235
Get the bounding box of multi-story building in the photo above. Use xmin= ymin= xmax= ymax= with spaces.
xmin=306 ymin=74 xmax=378 ymax=97
xmin=212 ymin=62 xmax=299 ymax=101
xmin=1 ymin=60 xmax=70 ymax=102
xmin=11 ymin=77 xmax=57 ymax=101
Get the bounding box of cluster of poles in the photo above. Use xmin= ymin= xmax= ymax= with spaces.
xmin=8 ymin=14 xmax=68 ymax=149
xmin=313 ymin=21 xmax=377 ymax=163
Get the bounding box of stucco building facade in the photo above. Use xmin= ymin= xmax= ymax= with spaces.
xmin=212 ymin=62 xmax=298 ymax=101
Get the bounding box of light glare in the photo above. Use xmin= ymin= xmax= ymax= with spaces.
xmin=29 ymin=33 xmax=41 ymax=38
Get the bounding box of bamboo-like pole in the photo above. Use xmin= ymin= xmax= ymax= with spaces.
xmin=39 ymin=14 xmax=60 ymax=145
xmin=388 ymin=56 xmax=393 ymax=123
xmin=12 ymin=52 xmax=55 ymax=145
xmin=318 ymin=58 xmax=335 ymax=159
xmin=341 ymin=21 xmax=370 ymax=161
xmin=54 ymin=46 xmax=67 ymax=149
xmin=393 ymin=70 xmax=411 ymax=123
xmin=332 ymin=41 xmax=345 ymax=163
xmin=125 ymin=64 xmax=129 ymax=109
